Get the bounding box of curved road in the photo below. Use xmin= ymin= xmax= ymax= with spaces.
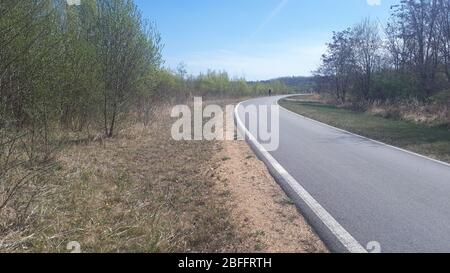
xmin=235 ymin=95 xmax=450 ymax=253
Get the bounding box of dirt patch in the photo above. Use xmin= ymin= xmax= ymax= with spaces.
xmin=214 ymin=139 xmax=328 ymax=253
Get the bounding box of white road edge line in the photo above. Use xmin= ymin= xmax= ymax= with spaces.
xmin=278 ymin=96 xmax=450 ymax=168
xmin=235 ymin=98 xmax=368 ymax=253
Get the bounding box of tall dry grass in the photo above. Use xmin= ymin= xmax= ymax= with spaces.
xmin=0 ymin=103 xmax=240 ymax=252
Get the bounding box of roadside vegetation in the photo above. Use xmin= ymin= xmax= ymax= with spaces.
xmin=1 ymin=109 xmax=240 ymax=252
xmin=280 ymin=95 xmax=450 ymax=163
xmin=288 ymin=1 xmax=450 ymax=163
xmin=0 ymin=0 xmax=295 ymax=252
xmin=314 ymin=0 xmax=450 ymax=128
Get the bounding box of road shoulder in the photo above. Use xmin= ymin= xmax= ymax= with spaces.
xmin=214 ymin=139 xmax=327 ymax=253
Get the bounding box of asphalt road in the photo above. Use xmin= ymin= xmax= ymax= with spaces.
xmin=235 ymin=95 xmax=450 ymax=253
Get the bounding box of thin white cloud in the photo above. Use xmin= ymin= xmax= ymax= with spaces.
xmin=367 ymin=0 xmax=381 ymax=6
xmin=245 ymin=0 xmax=289 ymax=44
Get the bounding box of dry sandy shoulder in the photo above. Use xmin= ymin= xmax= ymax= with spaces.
xmin=214 ymin=139 xmax=328 ymax=253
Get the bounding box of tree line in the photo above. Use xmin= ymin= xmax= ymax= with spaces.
xmin=315 ymin=0 xmax=450 ymax=104
xmin=157 ymin=66 xmax=292 ymax=101
xmin=0 ymin=0 xmax=290 ymax=141
xmin=1 ymin=0 xmax=165 ymax=140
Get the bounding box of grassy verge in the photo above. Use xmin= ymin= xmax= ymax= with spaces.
xmin=1 ymin=99 xmax=327 ymax=253
xmin=279 ymin=96 xmax=450 ymax=163
xmin=0 ymin=105 xmax=239 ymax=253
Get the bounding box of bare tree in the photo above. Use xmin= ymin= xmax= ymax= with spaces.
xmin=317 ymin=29 xmax=356 ymax=103
xmin=352 ymin=18 xmax=383 ymax=99
xmin=437 ymin=0 xmax=450 ymax=82
xmin=391 ymin=0 xmax=441 ymax=97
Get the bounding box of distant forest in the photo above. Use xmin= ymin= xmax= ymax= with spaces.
xmin=252 ymin=76 xmax=315 ymax=93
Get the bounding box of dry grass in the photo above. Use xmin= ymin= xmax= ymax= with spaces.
xmin=367 ymin=99 xmax=449 ymax=127
xmin=307 ymin=93 xmax=450 ymax=127
xmin=0 ymin=105 xmax=239 ymax=252
xmin=1 ymin=100 xmax=327 ymax=253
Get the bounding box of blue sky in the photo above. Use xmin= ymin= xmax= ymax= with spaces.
xmin=135 ymin=0 xmax=397 ymax=81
